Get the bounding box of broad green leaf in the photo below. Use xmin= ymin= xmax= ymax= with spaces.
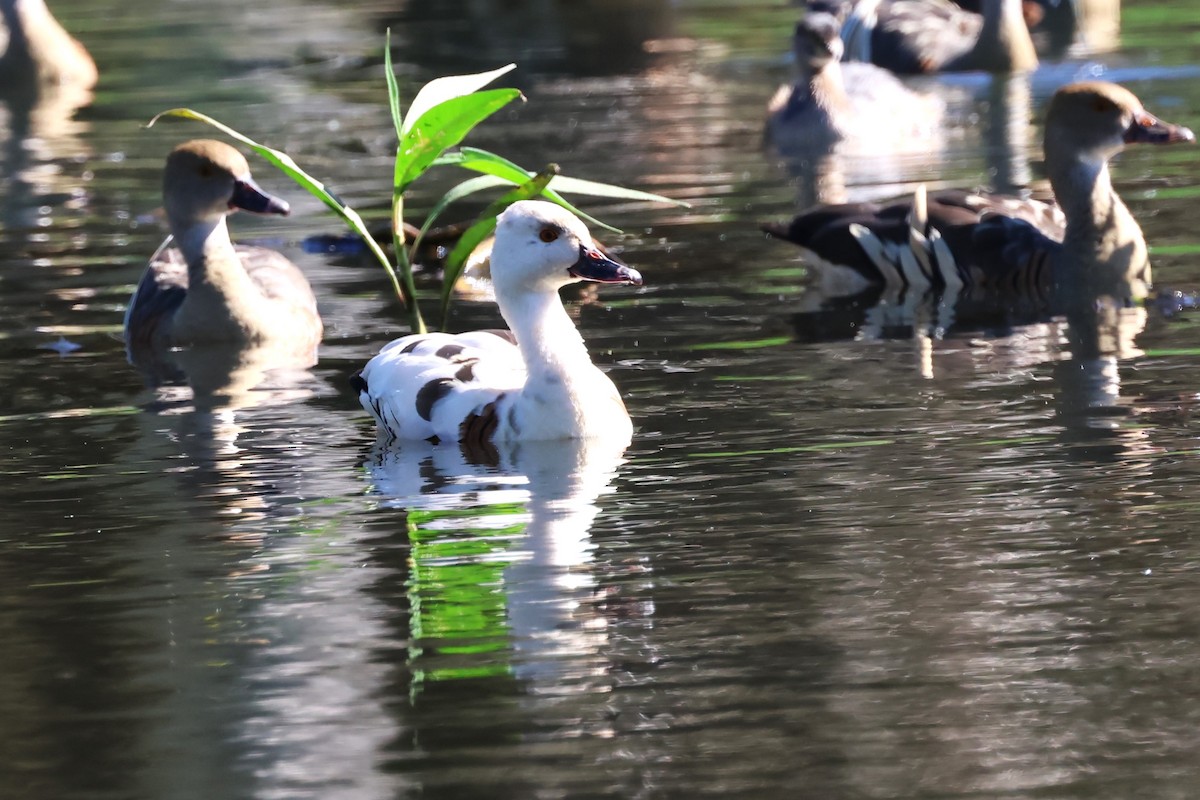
xmin=440 ymin=165 xmax=559 ymax=328
xmin=144 ymin=108 xmax=423 ymax=331
xmin=401 ymin=64 xmax=516 ymax=136
xmin=398 ymin=89 xmax=523 ymax=191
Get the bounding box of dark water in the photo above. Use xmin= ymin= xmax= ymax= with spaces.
xmin=5 ymin=1 xmax=1200 ymax=798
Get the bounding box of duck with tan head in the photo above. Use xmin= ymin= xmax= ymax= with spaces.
xmin=124 ymin=140 xmax=322 ymax=355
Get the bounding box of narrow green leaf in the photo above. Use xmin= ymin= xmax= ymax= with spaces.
xmin=411 ymin=174 xmax=511 ymax=257
xmin=384 ymin=30 xmax=409 ymax=259
xmin=546 ymin=174 xmax=691 ymax=206
xmin=434 ymin=146 xmax=688 ymax=232
xmin=384 ymin=29 xmax=404 ymax=141
xmin=439 ymin=165 xmax=560 ymax=328
xmin=435 ymin=148 xmax=623 ymax=232
xmin=144 ymin=108 xmax=417 ymax=323
xmin=401 ymin=64 xmax=516 ymax=136
xmin=398 ymin=89 xmax=523 ymax=191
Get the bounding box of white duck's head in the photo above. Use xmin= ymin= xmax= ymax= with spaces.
xmin=162 ymin=139 xmax=290 ymax=233
xmin=490 ymin=200 xmax=642 ymax=296
xmin=1044 ymin=82 xmax=1195 ymax=167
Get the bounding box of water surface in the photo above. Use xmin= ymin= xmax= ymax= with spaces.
xmin=4 ymin=1 xmax=1200 ymax=798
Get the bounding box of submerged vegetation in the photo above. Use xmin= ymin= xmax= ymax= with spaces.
xmin=148 ymin=32 xmax=682 ymax=334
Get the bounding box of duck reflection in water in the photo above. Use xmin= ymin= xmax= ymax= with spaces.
xmin=0 ymin=0 xmax=96 ymax=228
xmin=368 ymin=434 xmax=632 ymax=695
xmin=763 ymin=81 xmax=1194 ymax=435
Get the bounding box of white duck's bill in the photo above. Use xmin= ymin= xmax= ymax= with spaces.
xmin=229 ymin=175 xmax=291 ymax=216
xmin=567 ymin=245 xmax=643 ymax=285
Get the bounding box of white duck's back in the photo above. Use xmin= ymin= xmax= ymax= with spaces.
xmin=355 ymin=329 xmax=526 ymax=443
xmin=355 ymin=200 xmax=642 ymax=447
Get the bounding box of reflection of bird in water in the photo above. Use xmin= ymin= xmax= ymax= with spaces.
xmin=840 ymin=0 xmax=1038 ymax=74
xmin=0 ymin=0 xmax=95 ymax=228
xmin=766 ymin=12 xmax=943 ymax=157
xmin=0 ymin=0 xmax=96 ymax=93
xmin=355 ymin=201 xmax=642 ymax=448
xmin=763 ymin=82 xmax=1194 ymax=308
xmin=368 ymin=434 xmax=628 ymax=689
xmin=124 ymin=140 xmax=322 ymax=361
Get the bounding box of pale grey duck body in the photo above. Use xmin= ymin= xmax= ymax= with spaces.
xmin=124 ymin=140 xmax=322 ymax=353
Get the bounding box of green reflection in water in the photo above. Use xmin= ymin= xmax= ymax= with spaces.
xmin=406 ymin=504 xmax=528 ymax=687
xmin=691 ymin=335 xmax=791 ymax=351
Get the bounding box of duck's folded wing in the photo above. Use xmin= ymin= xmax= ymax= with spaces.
xmin=951 ymin=214 xmax=1062 ymax=293
xmin=123 ymin=247 xmax=187 ymax=347
xmin=239 ymin=245 xmax=319 ymax=312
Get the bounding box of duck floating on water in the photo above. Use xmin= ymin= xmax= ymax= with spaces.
xmin=124 ymin=140 xmax=323 ymax=352
xmin=766 ymin=11 xmax=943 ymax=154
xmin=762 ymin=82 xmax=1195 ymax=303
xmin=354 ymin=200 xmax=642 ymax=447
xmin=840 ymin=0 xmax=1038 ymax=74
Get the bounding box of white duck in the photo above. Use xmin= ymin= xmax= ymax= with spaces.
xmin=354 ymin=200 xmax=643 ymax=446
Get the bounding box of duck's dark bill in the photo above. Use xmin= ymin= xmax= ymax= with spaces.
xmin=1125 ymin=112 xmax=1196 ymax=145
xmin=230 ymin=176 xmax=291 ymax=216
xmin=568 ymin=245 xmax=643 ymax=285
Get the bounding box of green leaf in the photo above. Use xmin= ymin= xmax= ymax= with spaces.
xmin=401 ymin=64 xmax=516 ymax=136
xmin=439 ymin=165 xmax=560 ymax=328
xmin=384 ymin=29 xmax=404 ymax=141
xmin=435 ymin=146 xmax=689 ymax=232
xmin=547 ymin=175 xmax=690 ymax=205
xmin=398 ymin=89 xmax=523 ymax=191
xmin=411 ymin=174 xmax=512 ymax=257
xmin=144 ymin=108 xmax=424 ymax=332
xmin=435 ymin=147 xmax=616 ymax=231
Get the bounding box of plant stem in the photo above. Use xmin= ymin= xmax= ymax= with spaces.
xmin=392 ymin=192 xmax=426 ymax=334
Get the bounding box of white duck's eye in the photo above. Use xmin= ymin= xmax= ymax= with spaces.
xmin=538 ymin=227 xmax=559 ymax=243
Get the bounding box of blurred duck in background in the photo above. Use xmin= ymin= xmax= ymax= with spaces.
xmin=766 ymin=11 xmax=944 ymax=155
xmin=840 ymin=0 xmax=1038 ymax=73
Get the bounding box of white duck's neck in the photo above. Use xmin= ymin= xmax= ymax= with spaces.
xmin=1048 ymin=149 xmax=1150 ymax=298
xmin=499 ymin=286 xmax=592 ymax=383
xmin=171 ymin=215 xmax=271 ymax=342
